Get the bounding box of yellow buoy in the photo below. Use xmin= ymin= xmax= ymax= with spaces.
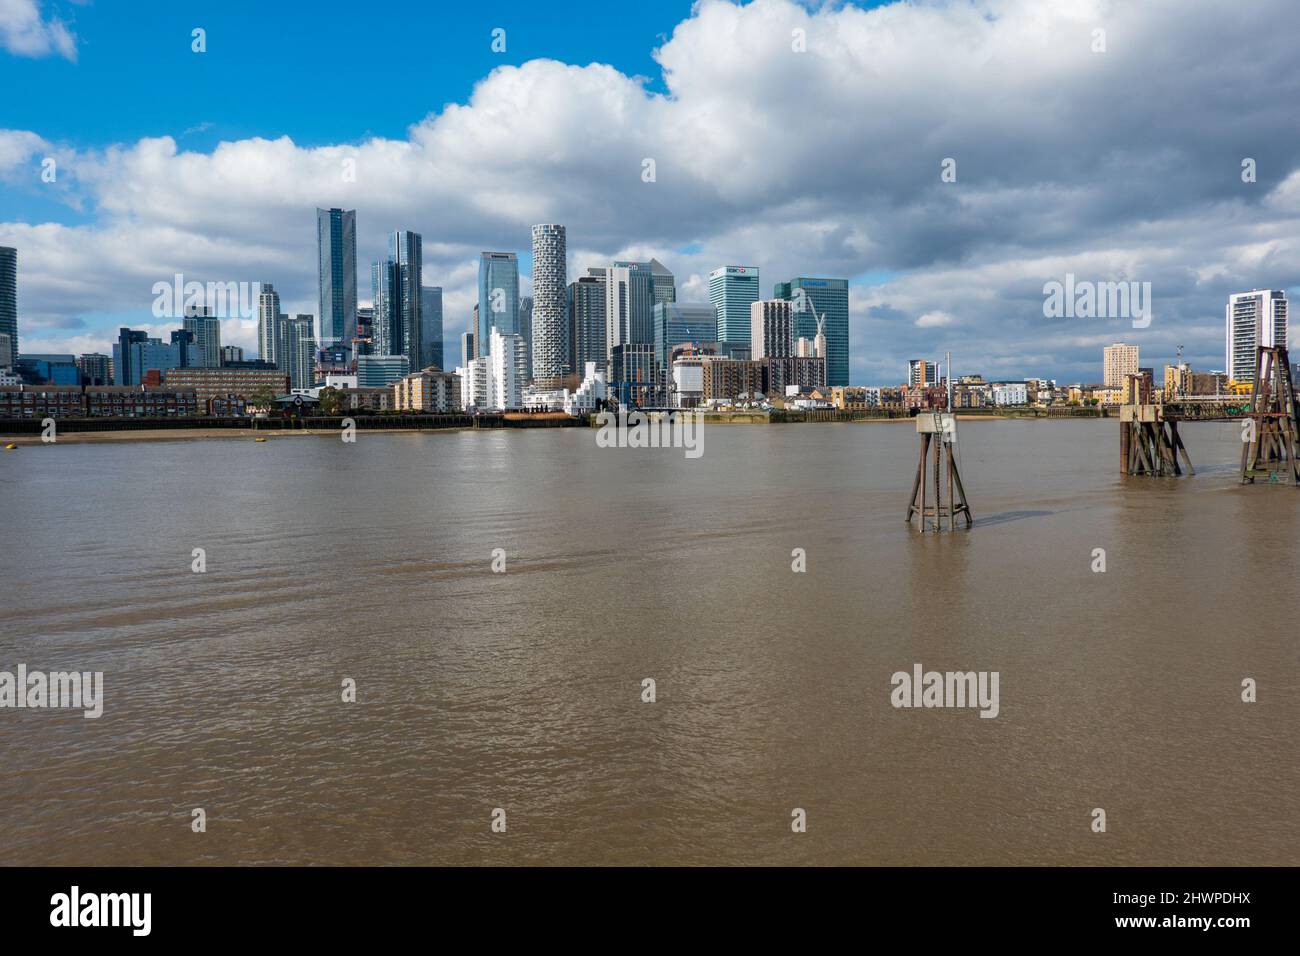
xmin=3 ymin=443 xmax=16 ymax=450
xmin=254 ymin=437 xmax=268 ymax=442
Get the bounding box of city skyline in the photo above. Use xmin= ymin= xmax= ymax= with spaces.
xmin=3 ymin=0 xmax=1298 ymax=384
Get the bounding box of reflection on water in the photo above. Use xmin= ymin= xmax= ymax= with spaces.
xmin=0 ymin=420 xmax=1296 ymax=865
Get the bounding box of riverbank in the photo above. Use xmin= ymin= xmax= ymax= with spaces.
xmin=0 ymin=427 xmax=470 ymax=446
xmin=1 ymin=409 xmax=1109 ymax=445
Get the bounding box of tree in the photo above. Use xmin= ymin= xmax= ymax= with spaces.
xmin=318 ymin=386 xmax=345 ymax=416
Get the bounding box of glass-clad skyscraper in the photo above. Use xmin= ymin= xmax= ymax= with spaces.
xmin=316 ymin=208 xmax=357 ymax=347
xmin=478 ymin=252 xmax=520 ymax=349
xmin=388 ymin=230 xmax=423 ymax=372
xmin=420 ymin=286 xmax=444 ymax=370
xmin=0 ymin=246 xmax=16 ymax=369
xmin=774 ymin=277 xmax=849 ymax=387
xmin=708 ymin=266 xmax=760 ymax=347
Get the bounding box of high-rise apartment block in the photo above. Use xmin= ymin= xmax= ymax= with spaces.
xmin=1225 ymin=290 xmax=1288 ymax=383
xmin=531 ymin=224 xmax=568 ymax=387
xmin=1103 ymin=343 xmax=1139 ymax=388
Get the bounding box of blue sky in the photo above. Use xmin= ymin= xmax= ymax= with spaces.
xmin=3 ymin=1 xmax=696 ymax=143
xmin=2 ymin=0 xmax=1298 ymax=385
xmin=1 ymin=0 xmax=700 ymax=223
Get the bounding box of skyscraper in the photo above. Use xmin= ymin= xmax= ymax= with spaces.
xmin=478 ymin=252 xmax=520 ymax=348
xmin=569 ymin=275 xmax=606 ymax=376
xmin=183 ymin=305 xmax=222 ymax=368
xmin=371 ymin=258 xmax=400 ymax=356
xmin=420 ymin=286 xmax=444 ymax=370
xmin=278 ymin=314 xmax=316 ymax=390
xmin=774 ymin=277 xmax=849 ymax=387
xmin=709 ymin=266 xmax=760 ymax=347
xmin=650 ymin=258 xmax=676 ymax=306
xmin=257 ymin=283 xmax=282 ymax=365
xmin=316 ymin=207 xmax=358 ymax=347
xmin=750 ymin=300 xmax=793 ymax=360
xmin=1225 ymin=290 xmax=1288 ymax=383
xmin=592 ymin=262 xmax=653 ymax=373
xmin=389 ymin=230 xmax=423 ymax=372
xmin=531 ymin=224 xmax=568 ymax=387
xmin=0 ymin=247 xmax=16 ymax=370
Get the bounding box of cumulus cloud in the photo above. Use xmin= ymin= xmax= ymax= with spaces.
xmin=0 ymin=0 xmax=76 ymax=61
xmin=3 ymin=0 xmax=1300 ymax=383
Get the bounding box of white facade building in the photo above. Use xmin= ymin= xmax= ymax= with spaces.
xmin=564 ymin=362 xmax=607 ymax=416
xmin=991 ymin=383 xmax=1029 ymax=406
xmin=1225 ymin=290 xmax=1288 ymax=382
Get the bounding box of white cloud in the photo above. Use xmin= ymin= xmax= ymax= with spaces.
xmin=2 ymin=0 xmax=1299 ymax=382
xmin=0 ymin=0 xmax=76 ymax=61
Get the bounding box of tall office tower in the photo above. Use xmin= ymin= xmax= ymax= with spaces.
xmin=256 ymin=283 xmax=282 ymax=364
xmin=0 ymin=333 xmax=10 ymax=371
xmin=183 ymin=305 xmax=222 ymax=368
xmin=774 ymin=277 xmax=849 ymax=386
xmin=708 ymin=266 xmax=760 ymax=347
xmin=77 ymin=353 xmax=111 ymax=386
xmin=569 ymin=275 xmax=607 ymax=376
xmin=488 ymin=327 xmax=527 ymax=410
xmin=650 ymin=258 xmax=676 ymax=306
xmin=1103 ymin=343 xmax=1139 ymax=387
xmin=518 ymin=296 xmax=534 ymax=382
xmin=0 ymin=246 xmax=15 ymax=369
xmin=653 ymin=302 xmax=716 ymax=366
xmin=477 ymin=252 xmax=520 ymax=349
xmin=750 ymin=300 xmax=793 ymax=360
xmin=1225 ymin=290 xmax=1288 ymax=382
xmin=316 ymin=207 xmax=358 ymax=346
xmin=388 ymin=230 xmax=423 ymax=372
xmin=530 ymin=224 xmax=568 ymax=387
xmin=591 ymin=261 xmax=653 ymax=370
xmin=420 ymin=286 xmax=444 ymax=370
xmin=461 ymin=330 xmax=476 ymax=368
xmin=278 ymin=314 xmax=317 ymax=390
xmin=908 ymin=358 xmax=935 ymax=388
xmin=371 ymin=258 xmax=400 ymax=356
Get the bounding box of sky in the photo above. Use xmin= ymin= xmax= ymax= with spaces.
xmin=2 ymin=0 xmax=1299 ymax=385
